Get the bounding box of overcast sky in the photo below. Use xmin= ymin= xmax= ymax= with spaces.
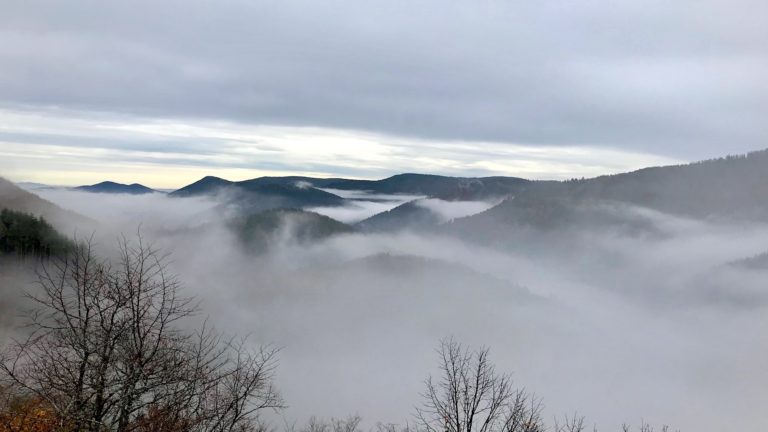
xmin=1 ymin=0 xmax=766 ymax=188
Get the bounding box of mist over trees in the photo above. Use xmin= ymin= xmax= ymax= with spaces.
xmin=0 ymin=238 xmax=283 ymax=432
xmin=6 ymin=149 xmax=768 ymax=430
xmin=0 ymin=210 xmax=73 ymax=259
xmin=0 ymin=237 xmax=677 ymax=432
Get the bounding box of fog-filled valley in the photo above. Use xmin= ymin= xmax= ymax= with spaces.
xmin=3 ymin=151 xmax=768 ymax=431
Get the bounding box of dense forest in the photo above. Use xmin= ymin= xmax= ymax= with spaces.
xmin=0 ymin=209 xmax=73 ymax=259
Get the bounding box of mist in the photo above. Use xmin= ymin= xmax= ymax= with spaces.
xmin=8 ymin=187 xmax=761 ymax=432
xmin=414 ymin=198 xmax=503 ymax=223
xmin=309 ymin=189 xmax=426 ymax=224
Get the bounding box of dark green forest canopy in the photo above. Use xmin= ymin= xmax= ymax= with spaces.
xmin=0 ymin=208 xmax=74 ymax=258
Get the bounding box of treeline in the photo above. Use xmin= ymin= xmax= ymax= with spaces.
xmin=0 ymin=209 xmax=72 ymax=259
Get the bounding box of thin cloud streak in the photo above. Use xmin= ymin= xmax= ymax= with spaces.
xmin=0 ymin=108 xmax=681 ymax=188
xmin=0 ymin=0 xmax=766 ymax=160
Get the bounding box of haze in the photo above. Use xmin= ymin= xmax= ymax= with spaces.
xmin=1 ymin=2 xmax=767 ymax=432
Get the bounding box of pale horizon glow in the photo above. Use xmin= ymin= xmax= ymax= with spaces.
xmin=1 ymin=0 xmax=766 ymax=189
xmin=0 ymin=108 xmax=684 ymax=189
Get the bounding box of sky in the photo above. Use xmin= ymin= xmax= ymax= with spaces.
xmin=0 ymin=0 xmax=766 ymax=188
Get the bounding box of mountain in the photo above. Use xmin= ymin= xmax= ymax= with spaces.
xmin=171 ymin=176 xmax=345 ymax=198
xmin=0 ymin=177 xmax=92 ymax=232
xmin=171 ymin=176 xmax=348 ymax=215
xmin=171 ymin=174 xmax=530 ymax=218
xmin=325 ymin=173 xmax=530 ymax=199
xmin=356 ymin=200 xmax=442 ymax=232
xmin=728 ymin=250 xmax=768 ymax=271
xmin=76 ymin=181 xmax=157 ymax=194
xmin=448 ymin=150 xmax=768 ymax=242
xmin=534 ymin=150 xmax=768 ymax=220
xmin=236 ymin=176 xmax=346 ymax=189
xmin=236 ymin=182 xmax=345 ymax=207
xmin=16 ymin=182 xmax=55 ymax=191
xmin=230 ymin=208 xmax=355 ymax=252
xmin=169 ymin=176 xmax=235 ymax=197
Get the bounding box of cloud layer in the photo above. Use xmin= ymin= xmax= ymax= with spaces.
xmin=1 ymin=0 xmax=767 ymax=185
xmin=8 ymin=188 xmax=764 ymax=432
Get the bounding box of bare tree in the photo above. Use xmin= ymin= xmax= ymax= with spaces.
xmin=0 ymin=236 xmax=283 ymax=432
xmin=553 ymin=415 xmax=587 ymax=432
xmin=415 ymin=339 xmax=544 ymax=432
xmin=297 ymin=416 xmax=362 ymax=432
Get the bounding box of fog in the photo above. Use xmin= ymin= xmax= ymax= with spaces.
xmin=414 ymin=198 xmax=503 ymax=223
xmin=7 ymin=189 xmax=768 ymax=431
xmin=309 ymin=189 xmax=426 ymax=224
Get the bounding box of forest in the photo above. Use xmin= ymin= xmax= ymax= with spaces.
xmin=0 ymin=210 xmax=73 ymax=259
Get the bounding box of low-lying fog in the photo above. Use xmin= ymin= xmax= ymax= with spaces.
xmin=310 ymin=188 xmax=426 ymax=223
xmin=14 ymin=189 xmax=768 ymax=431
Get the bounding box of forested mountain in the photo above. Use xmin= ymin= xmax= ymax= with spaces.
xmin=531 ymin=150 xmax=768 ymax=220
xmin=230 ymin=208 xmax=354 ymax=252
xmin=325 ymin=173 xmax=530 ymax=199
xmin=356 ymin=200 xmax=442 ymax=232
xmin=729 ymin=250 xmax=768 ymax=270
xmin=0 ymin=177 xmax=91 ymax=231
xmin=0 ymin=209 xmax=74 ymax=258
xmin=171 ymin=176 xmax=347 ymax=213
xmin=446 ymin=150 xmax=768 ymax=242
xmin=237 ymin=176 xmax=347 ymax=189
xmin=170 ymin=175 xmax=234 ymax=197
xmin=171 ymin=176 xmax=344 ymax=197
xmin=173 ymin=174 xmax=529 ymax=201
xmin=75 ymin=181 xmax=156 ymax=194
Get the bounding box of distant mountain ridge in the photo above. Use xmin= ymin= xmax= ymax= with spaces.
xmin=441 ymin=149 xmax=768 ymax=246
xmin=172 ymin=173 xmax=529 ymax=200
xmin=76 ymin=181 xmax=157 ymax=195
xmin=170 ymin=176 xmax=345 ymax=198
xmin=76 ymin=148 xmax=768 ymax=232
xmin=325 ymin=174 xmax=529 ymax=200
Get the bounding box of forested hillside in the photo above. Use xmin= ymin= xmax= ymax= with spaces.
xmin=0 ymin=209 xmax=73 ymax=258
xmin=446 ymin=150 xmax=768 ymax=242
xmin=0 ymin=177 xmax=91 ymax=231
xmin=326 ymin=173 xmax=530 ymax=199
xmin=231 ymin=208 xmax=354 ymax=252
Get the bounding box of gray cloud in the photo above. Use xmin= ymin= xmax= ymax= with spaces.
xmin=1 ymin=0 xmax=767 ymax=161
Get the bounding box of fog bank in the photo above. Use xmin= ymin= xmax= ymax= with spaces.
xmin=12 ymin=189 xmax=768 ymax=431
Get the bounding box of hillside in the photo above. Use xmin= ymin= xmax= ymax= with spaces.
xmin=171 ymin=176 xmax=345 ymax=197
xmin=326 ymin=173 xmax=530 ymax=199
xmin=236 ymin=176 xmax=346 ymax=189
xmin=0 ymin=209 xmax=74 ymax=258
xmin=356 ymin=200 xmax=442 ymax=232
xmin=230 ymin=208 xmax=355 ymax=252
xmin=171 ymin=176 xmax=347 ymax=213
xmin=536 ymin=150 xmax=768 ymax=220
xmin=728 ymin=250 xmax=768 ymax=271
xmin=170 ymin=176 xmax=235 ymax=197
xmin=76 ymin=181 xmax=156 ymax=194
xmin=446 ymin=150 xmax=768 ymax=243
xmin=0 ymin=177 xmax=92 ymax=232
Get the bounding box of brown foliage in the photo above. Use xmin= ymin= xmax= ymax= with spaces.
xmin=0 ymin=391 xmax=60 ymax=432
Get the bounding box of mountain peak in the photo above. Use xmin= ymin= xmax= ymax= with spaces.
xmin=76 ymin=181 xmax=156 ymax=195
